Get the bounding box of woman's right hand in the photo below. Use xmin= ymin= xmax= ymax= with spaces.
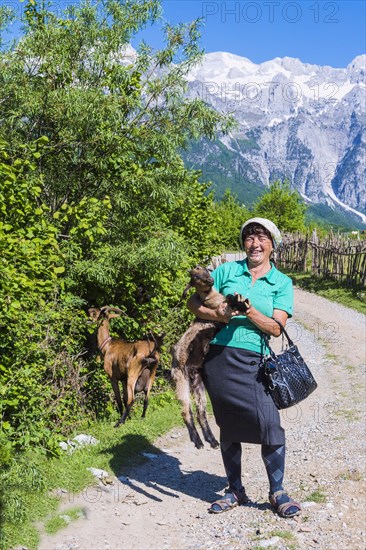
xmin=216 ymin=302 xmax=241 ymax=323
xmin=187 ymin=293 xmax=233 ymax=323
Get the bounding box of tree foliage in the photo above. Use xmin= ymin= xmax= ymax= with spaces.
xmin=211 ymin=189 xmax=249 ymax=250
xmin=0 ymin=0 xmax=235 ymax=457
xmin=252 ymin=180 xmax=307 ymax=232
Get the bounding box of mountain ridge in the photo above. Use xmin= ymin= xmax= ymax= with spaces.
xmin=185 ymin=52 xmax=366 ymax=225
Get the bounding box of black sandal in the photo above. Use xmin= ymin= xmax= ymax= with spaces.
xmin=269 ymin=490 xmax=302 ymax=518
xmin=209 ymin=488 xmax=250 ymax=514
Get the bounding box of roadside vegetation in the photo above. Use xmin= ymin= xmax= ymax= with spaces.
xmin=0 ymin=2 xmax=364 ymax=549
xmin=284 ymin=272 xmax=366 ymax=316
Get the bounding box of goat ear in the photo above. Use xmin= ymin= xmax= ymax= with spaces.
xmin=181 ymin=282 xmax=193 ymax=300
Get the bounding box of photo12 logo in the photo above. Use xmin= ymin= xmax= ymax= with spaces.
xmin=201 ymin=2 xmax=340 ymax=24
xmin=0 ymin=1 xmax=105 ymax=20
xmin=198 ymin=80 xmax=340 ymax=105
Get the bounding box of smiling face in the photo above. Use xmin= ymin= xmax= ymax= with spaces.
xmin=242 ymin=224 xmax=273 ymax=267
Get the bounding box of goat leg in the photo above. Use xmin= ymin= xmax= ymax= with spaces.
xmin=113 ymin=380 xmax=129 ymax=427
xmin=121 ymin=378 xmax=137 ymax=424
xmin=117 ymin=408 xmax=130 ymax=426
xmin=186 ymin=409 xmax=204 ymax=449
xmin=117 ymin=357 xmax=145 ymax=425
xmin=140 ymin=360 xmax=159 ymax=418
xmin=141 ymin=394 xmax=148 ymax=418
xmin=192 ymin=374 xmax=219 ymax=449
xmin=116 ymin=385 xmax=130 ymax=426
xmin=172 ymin=367 xmax=204 ymax=449
xmin=111 ymin=378 xmax=125 ymax=428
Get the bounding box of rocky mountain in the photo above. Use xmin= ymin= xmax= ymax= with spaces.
xmin=184 ymin=52 xmax=366 ymax=225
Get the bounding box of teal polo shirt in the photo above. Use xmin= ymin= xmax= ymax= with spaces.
xmin=210 ymin=259 xmax=294 ymax=355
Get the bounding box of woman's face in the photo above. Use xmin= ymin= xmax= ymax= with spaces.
xmin=243 ymin=228 xmax=273 ymax=267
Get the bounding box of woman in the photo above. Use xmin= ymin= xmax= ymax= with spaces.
xmin=187 ymin=217 xmax=301 ymax=517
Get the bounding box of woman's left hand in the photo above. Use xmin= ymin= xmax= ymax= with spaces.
xmin=244 ymin=301 xmax=252 ymax=316
xmin=234 ymin=294 xmax=251 ymax=314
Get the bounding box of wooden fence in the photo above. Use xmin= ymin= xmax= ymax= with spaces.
xmin=276 ymin=231 xmax=366 ymax=287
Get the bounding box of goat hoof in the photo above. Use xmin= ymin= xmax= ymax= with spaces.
xmin=210 ymin=440 xmax=220 ymax=449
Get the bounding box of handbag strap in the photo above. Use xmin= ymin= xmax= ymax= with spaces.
xmin=262 ymin=317 xmax=294 ymax=356
xmin=271 ymin=317 xmax=294 ymax=347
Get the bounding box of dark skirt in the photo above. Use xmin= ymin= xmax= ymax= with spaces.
xmin=202 ymin=345 xmax=285 ymax=445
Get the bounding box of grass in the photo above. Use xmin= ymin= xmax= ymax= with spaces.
xmin=268 ymin=530 xmax=296 ymax=541
xmin=283 ymin=271 xmax=366 ymax=315
xmin=344 ymin=364 xmax=356 ymax=373
xmin=306 ymin=490 xmax=327 ymax=503
xmin=44 ymin=506 xmax=86 ymax=534
xmin=0 ymin=390 xmax=183 ymax=550
xmin=335 ymin=408 xmax=360 ymax=422
xmin=252 ymin=529 xmax=296 ymax=548
xmin=336 ymin=468 xmax=364 ymax=482
xmin=324 ymin=353 xmax=338 ymax=361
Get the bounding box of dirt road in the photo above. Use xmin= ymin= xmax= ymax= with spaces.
xmin=39 ymin=288 xmax=366 ymax=550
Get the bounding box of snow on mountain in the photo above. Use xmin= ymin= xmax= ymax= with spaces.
xmin=189 ymin=52 xmax=362 ymax=103
xmin=347 ymin=54 xmax=366 ymax=84
xmin=186 ymin=52 xmax=366 ymax=223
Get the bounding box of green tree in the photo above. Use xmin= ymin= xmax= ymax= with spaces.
xmin=0 ymin=0 xmax=236 ymax=454
xmin=211 ymin=189 xmax=249 ymax=250
xmin=252 ymin=180 xmax=307 ymax=232
xmin=0 ymin=0 xmax=234 ymax=311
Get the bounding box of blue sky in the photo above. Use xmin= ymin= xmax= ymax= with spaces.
xmin=1 ymin=0 xmax=365 ymax=67
xmin=133 ymin=0 xmax=366 ymax=67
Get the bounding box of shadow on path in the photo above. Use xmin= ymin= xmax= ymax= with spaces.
xmin=102 ymin=434 xmax=272 ymax=511
xmin=102 ymin=433 xmax=226 ymax=504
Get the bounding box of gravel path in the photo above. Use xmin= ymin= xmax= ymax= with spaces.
xmin=39 ymin=288 xmax=366 ymax=550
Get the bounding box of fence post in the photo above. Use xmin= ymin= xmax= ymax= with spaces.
xmin=303 ymin=234 xmax=308 ymax=272
xmin=311 ymin=229 xmax=318 ymax=274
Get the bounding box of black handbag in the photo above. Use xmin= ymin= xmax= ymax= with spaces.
xmin=263 ymin=318 xmax=317 ymax=409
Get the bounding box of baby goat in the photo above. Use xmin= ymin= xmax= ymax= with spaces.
xmin=171 ymin=266 xmax=248 ymax=449
xmin=88 ymin=306 xmax=163 ymax=427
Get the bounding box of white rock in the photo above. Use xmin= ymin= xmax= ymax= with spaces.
xmin=59 ymin=434 xmax=99 ymax=454
xmin=73 ymin=434 xmax=99 ymax=446
xmin=87 ymin=467 xmax=110 ymax=479
xmin=259 ymin=536 xmax=281 ymax=547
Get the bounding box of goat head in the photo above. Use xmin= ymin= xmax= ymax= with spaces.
xmin=181 ymin=265 xmax=214 ymax=300
xmin=88 ymin=306 xmax=123 ymax=321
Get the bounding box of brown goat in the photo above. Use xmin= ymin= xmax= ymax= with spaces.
xmin=171 ymin=266 xmax=249 ymax=449
xmin=88 ymin=306 xmax=163 ymax=427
